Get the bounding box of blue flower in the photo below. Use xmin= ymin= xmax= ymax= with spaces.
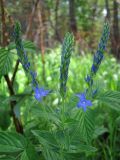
xmin=76 ymin=93 xmax=92 ymax=111
xmin=23 ymin=62 xmax=30 ymax=70
xmin=91 ymin=64 xmax=97 ymax=73
xmin=93 ymin=51 xmax=103 ymax=65
xmin=85 ymin=75 xmax=91 ymax=82
xmin=34 ymin=87 xmax=50 ymax=101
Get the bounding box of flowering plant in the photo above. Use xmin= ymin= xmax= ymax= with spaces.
xmin=1 ymin=21 xmax=120 ymax=160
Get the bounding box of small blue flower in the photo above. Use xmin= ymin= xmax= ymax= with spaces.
xmin=85 ymin=75 xmax=91 ymax=82
xmin=91 ymin=64 xmax=97 ymax=73
xmin=34 ymin=87 xmax=50 ymax=101
xmin=23 ymin=62 xmax=30 ymax=70
xmin=76 ymin=93 xmax=92 ymax=111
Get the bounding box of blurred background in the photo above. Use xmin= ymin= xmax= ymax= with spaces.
xmin=0 ymin=0 xmax=119 ymax=56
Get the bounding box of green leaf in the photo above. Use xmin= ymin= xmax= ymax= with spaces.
xmin=32 ymin=130 xmax=61 ymax=160
xmin=20 ymin=143 xmax=39 ymax=160
xmin=32 ymin=129 xmax=96 ymax=160
xmin=8 ymin=41 xmax=36 ymax=53
xmin=31 ymin=106 xmax=60 ymax=125
xmin=93 ymin=126 xmax=108 ymax=139
xmin=0 ymin=110 xmax=11 ymax=130
xmin=0 ymin=47 xmax=13 ymax=76
xmin=0 ymin=132 xmax=25 ymax=153
xmin=43 ymin=148 xmax=61 ymax=160
xmin=68 ymin=143 xmax=97 ymax=153
xmin=74 ymin=109 xmax=95 ymax=143
xmin=23 ymin=41 xmax=36 ymax=52
xmin=32 ymin=130 xmax=59 ymax=149
xmin=97 ymin=90 xmax=120 ymax=111
xmin=0 ymin=96 xmax=11 ymax=130
xmin=0 ymin=132 xmax=39 ymax=160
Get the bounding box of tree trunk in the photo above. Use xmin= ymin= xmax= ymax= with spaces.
xmin=69 ymin=0 xmax=77 ymax=37
xmin=37 ymin=0 xmax=46 ymax=84
xmin=25 ymin=0 xmax=39 ymax=40
xmin=55 ymin=0 xmax=61 ymax=42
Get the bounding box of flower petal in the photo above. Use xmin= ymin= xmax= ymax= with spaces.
xmin=76 ymin=93 xmax=86 ymax=100
xmin=34 ymin=87 xmax=50 ymax=101
xmin=86 ymin=100 xmax=92 ymax=106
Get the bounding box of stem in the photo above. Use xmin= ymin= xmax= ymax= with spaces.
xmin=60 ymin=97 xmax=67 ymax=153
xmin=61 ymin=97 xmax=65 ymax=124
xmin=11 ymin=60 xmax=19 ymax=86
xmin=4 ymin=75 xmax=24 ymax=134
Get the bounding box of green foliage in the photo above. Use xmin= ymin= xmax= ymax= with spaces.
xmin=0 ymin=132 xmax=39 ymax=160
xmin=0 ymin=47 xmax=13 ymax=77
xmin=8 ymin=41 xmax=36 ymax=53
xmin=32 ymin=129 xmax=96 ymax=160
xmin=31 ymin=105 xmax=60 ymax=125
xmin=75 ymin=109 xmax=95 ymax=143
xmin=0 ymin=40 xmax=36 ymax=80
xmin=0 ymin=96 xmax=11 ymax=130
xmin=75 ymin=0 xmax=95 ymax=30
xmin=0 ymin=109 xmax=11 ymax=131
xmin=97 ymin=90 xmax=120 ymax=111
